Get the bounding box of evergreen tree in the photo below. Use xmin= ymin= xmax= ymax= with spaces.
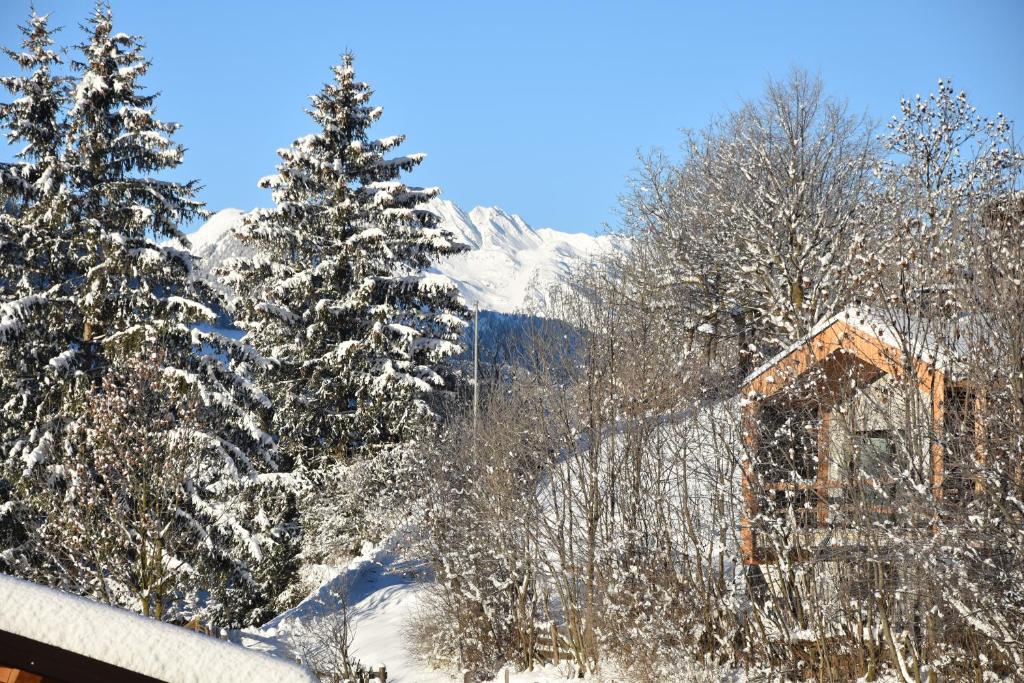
xmin=0 ymin=9 xmax=65 ymax=201
xmin=34 ymin=351 xmax=271 ymax=623
xmin=0 ymin=9 xmax=72 ymax=568
xmin=1 ymin=4 xmax=298 ymax=626
xmin=229 ymin=53 xmax=467 ymax=559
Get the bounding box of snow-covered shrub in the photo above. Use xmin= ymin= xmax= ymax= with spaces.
xmin=288 ymin=583 xmax=363 ymax=682
xmin=592 ymin=408 xmax=747 ymax=682
xmin=414 ymin=383 xmax=547 ymax=677
xmin=418 ymin=257 xmax=750 ymax=679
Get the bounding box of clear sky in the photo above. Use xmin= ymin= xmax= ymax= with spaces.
xmin=2 ymin=1 xmax=1022 ymax=234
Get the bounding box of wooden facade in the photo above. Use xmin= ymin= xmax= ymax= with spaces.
xmin=738 ymin=311 xmax=977 ymax=566
xmin=1 ymin=667 xmax=43 ymax=683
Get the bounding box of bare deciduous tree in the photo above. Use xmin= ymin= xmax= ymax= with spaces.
xmin=290 ymin=583 xmax=361 ymax=683
xmin=622 ymin=70 xmax=879 ymax=376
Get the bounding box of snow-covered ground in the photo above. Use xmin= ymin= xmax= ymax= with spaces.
xmin=236 ymin=536 xmax=619 ymax=682
xmin=236 ymin=533 xmax=746 ymax=683
xmin=238 ymin=536 xmax=455 ymax=682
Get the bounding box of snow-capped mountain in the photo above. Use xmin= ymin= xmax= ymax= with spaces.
xmin=425 ymin=199 xmax=622 ymax=313
xmin=184 ymin=207 xmax=257 ymax=266
xmin=183 ymin=199 xmax=624 ymax=314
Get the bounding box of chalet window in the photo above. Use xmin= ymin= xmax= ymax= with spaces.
xmin=851 ymin=429 xmax=898 ymax=509
xmin=758 ymin=404 xmax=819 ymax=481
xmin=756 ymin=403 xmax=820 ymax=527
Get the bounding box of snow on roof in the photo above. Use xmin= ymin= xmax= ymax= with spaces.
xmin=0 ymin=573 xmax=317 ymax=683
xmin=741 ymin=305 xmax=966 ymax=390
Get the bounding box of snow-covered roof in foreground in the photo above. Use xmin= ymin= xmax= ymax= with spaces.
xmin=0 ymin=573 xmax=317 ymax=683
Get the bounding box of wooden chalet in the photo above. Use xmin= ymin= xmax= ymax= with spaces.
xmin=737 ymin=307 xmax=985 ymax=566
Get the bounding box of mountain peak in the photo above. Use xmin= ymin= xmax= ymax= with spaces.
xmin=465 ymin=205 xmax=541 ymax=253
xmin=427 ymin=199 xmax=622 ymax=313
xmin=424 ymin=199 xmax=481 ymax=249
xmin=186 ymin=208 xmax=245 ymax=253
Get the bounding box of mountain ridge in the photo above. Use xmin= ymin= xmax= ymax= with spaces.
xmin=182 ymin=199 xmax=624 ymax=314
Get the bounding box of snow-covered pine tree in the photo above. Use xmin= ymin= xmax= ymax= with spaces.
xmin=228 ymin=52 xmax=467 ymax=559
xmin=0 ymin=4 xmax=298 ymax=626
xmin=34 ymin=351 xmax=267 ymax=623
xmin=0 ymin=9 xmax=65 ymax=199
xmin=0 ymin=9 xmax=73 ymax=568
xmin=61 ymin=3 xmax=208 ymax=359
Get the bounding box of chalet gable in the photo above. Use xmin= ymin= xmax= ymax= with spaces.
xmin=736 ymin=306 xmax=977 ymax=567
xmin=741 ymin=307 xmax=953 ymax=404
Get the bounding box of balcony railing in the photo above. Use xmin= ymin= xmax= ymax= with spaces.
xmin=754 ymin=480 xmax=935 ymax=529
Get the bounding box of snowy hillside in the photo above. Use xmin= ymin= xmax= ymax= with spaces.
xmin=183 ymin=199 xmax=624 ymax=314
xmin=238 ymin=534 xmax=451 ymax=683
xmin=236 ymin=532 xmax=705 ymax=683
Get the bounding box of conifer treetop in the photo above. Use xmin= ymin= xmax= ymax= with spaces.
xmin=0 ymin=9 xmax=66 ymax=198
xmin=66 ymin=2 xmax=205 ymax=244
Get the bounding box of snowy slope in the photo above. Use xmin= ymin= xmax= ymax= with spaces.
xmin=237 ymin=536 xmax=724 ymax=683
xmin=237 ymin=536 xmax=618 ymax=682
xmin=183 ymin=200 xmax=624 ymax=314
xmin=239 ymin=536 xmax=454 ymax=683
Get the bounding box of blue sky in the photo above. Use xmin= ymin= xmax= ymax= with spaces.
xmin=2 ymin=1 xmax=1022 ymax=235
